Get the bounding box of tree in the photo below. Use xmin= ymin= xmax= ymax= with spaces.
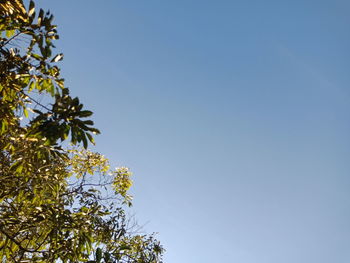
xmin=0 ymin=1 xmax=164 ymax=262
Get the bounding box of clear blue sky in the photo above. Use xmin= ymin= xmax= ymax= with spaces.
xmin=35 ymin=0 xmax=350 ymax=262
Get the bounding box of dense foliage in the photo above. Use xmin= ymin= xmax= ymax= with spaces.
xmin=0 ymin=1 xmax=164 ymax=262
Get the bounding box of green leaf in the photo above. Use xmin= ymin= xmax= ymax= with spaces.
xmin=104 ymin=252 xmax=111 ymax=262
xmin=23 ymin=108 xmax=29 ymax=118
xmin=96 ymin=248 xmax=102 ymax=263
xmin=82 ymin=132 xmax=88 ymax=149
xmin=51 ymin=53 xmax=64 ymax=62
xmin=88 ymin=127 xmax=100 ymax=135
xmin=86 ymin=132 xmax=95 ymax=145
xmin=38 ymin=9 xmax=44 ymax=26
xmin=31 ymin=53 xmax=43 ymax=60
xmin=1 ymin=120 xmax=8 ymax=134
xmin=78 ymin=110 xmax=93 ymax=118
xmin=28 ymin=1 xmax=36 ymax=17
xmin=6 ymin=30 xmax=15 ymax=38
xmin=83 ymin=120 xmax=94 ymax=125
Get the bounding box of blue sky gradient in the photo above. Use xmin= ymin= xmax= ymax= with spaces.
xmin=34 ymin=1 xmax=350 ymax=262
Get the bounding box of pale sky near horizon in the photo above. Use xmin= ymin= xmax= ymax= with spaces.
xmin=34 ymin=0 xmax=349 ymax=262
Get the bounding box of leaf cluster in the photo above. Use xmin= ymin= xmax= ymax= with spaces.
xmin=0 ymin=1 xmax=164 ymax=262
xmin=0 ymin=0 xmax=99 ymax=150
